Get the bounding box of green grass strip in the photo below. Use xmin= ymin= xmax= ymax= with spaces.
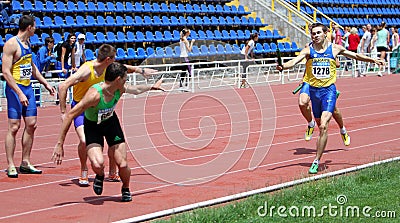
xmin=155 ymin=161 xmax=400 ymax=223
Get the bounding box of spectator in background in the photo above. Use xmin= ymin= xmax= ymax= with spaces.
xmin=370 ymin=27 xmax=378 ymax=58
xmin=342 ymin=26 xmax=351 ymax=49
xmin=358 ymin=24 xmax=372 ymax=76
xmin=240 ymin=32 xmax=258 ymax=88
xmin=34 ymin=37 xmax=55 ymax=73
xmin=348 ymin=27 xmax=360 ymax=53
xmin=376 ymin=21 xmax=390 ymax=77
xmin=179 ymin=28 xmax=195 ymax=89
xmin=391 ymin=27 xmax=399 ymax=50
xmin=334 ymin=25 xmax=342 ymax=46
xmin=70 ymin=33 xmax=86 ymax=70
xmin=56 ymin=33 xmax=76 ymax=78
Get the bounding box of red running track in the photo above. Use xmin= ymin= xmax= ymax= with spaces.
xmin=0 ymin=75 xmax=399 ymax=223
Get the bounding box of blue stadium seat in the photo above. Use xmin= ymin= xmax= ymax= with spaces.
xmin=160 ymin=3 xmax=169 ymax=13
xmin=97 ymin=2 xmax=106 ymax=13
xmin=225 ymin=44 xmax=234 ymax=54
xmin=86 ymin=15 xmax=96 ymax=27
xmin=254 ymin=43 xmax=263 ymax=54
xmin=170 ymin=16 xmax=179 ymax=26
xmin=76 ymin=1 xmax=88 ymax=13
xmin=190 ymin=45 xmax=200 ymax=57
xmin=87 ymin=2 xmax=97 ymax=12
xmin=54 ymin=16 xmax=66 ymax=28
xmin=237 ymin=30 xmax=245 ymax=39
xmin=96 ymin=15 xmax=107 ymax=27
xmin=126 ymin=48 xmax=137 ymax=60
xmin=23 ymin=1 xmax=34 ymax=12
xmin=197 ymin=30 xmax=207 ymax=40
xmin=214 ymin=30 xmax=223 ymax=40
xmin=169 ymin=3 xmax=178 ymax=13
xmin=270 ymin=42 xmax=277 ymax=52
xmin=221 ymin=30 xmax=230 ymax=41
xmin=173 ymin=30 xmax=180 ymax=41
xmin=136 ymin=48 xmax=147 ymax=59
xmin=85 ymin=49 xmax=96 ymax=61
xmin=200 ymin=45 xmax=209 ymax=57
xmin=178 ymin=16 xmax=187 ymax=26
xmin=206 ymin=30 xmax=215 ymax=40
xmin=209 ymin=44 xmax=217 ymax=56
xmin=165 ymin=46 xmax=174 ymax=58
xmin=155 ymin=47 xmax=165 ymax=58
xmin=67 ymin=1 xmax=77 ymax=12
xmin=174 ymin=45 xmax=181 ymax=58
xmin=5 ymin=34 xmax=13 ymax=42
xmin=116 ymin=31 xmax=127 ymax=43
xmin=187 ymin=16 xmax=195 ymax=26
xmin=125 ymin=16 xmax=134 ymax=26
xmin=200 ymin=4 xmax=209 ymax=13
xmin=136 ymin=31 xmax=146 ymax=42
xmin=145 ymin=31 xmax=155 ymax=42
xmin=106 ymin=2 xmax=116 ymax=12
xmin=12 ymin=1 xmax=23 ymax=12
xmin=193 ymin=4 xmax=201 ymax=13
xmin=208 ymin=5 xmax=216 ymax=13
xmin=116 ymin=16 xmax=126 ymax=26
xmin=185 ymin=3 xmax=193 ymax=13
xmin=116 ymin=48 xmax=127 ymax=60
xmin=162 ymin=16 xmax=171 ymax=26
xmin=263 ymin=43 xmax=271 ymax=53
xmin=152 ymin=2 xmax=161 ymax=13
xmin=52 ymin=32 xmax=63 ymax=44
xmin=154 ymin=31 xmax=164 ymax=42
xmin=95 ymin=32 xmax=106 ymax=44
xmin=152 ymin=15 xmax=163 ymax=26
xmin=218 ymin=16 xmax=227 ymax=26
xmin=134 ymin=16 xmax=143 ymax=26
xmin=116 ymin=2 xmax=126 ymax=13
xmin=210 ymin=16 xmax=219 ymax=26
xmin=244 ymin=30 xmax=251 ymax=39
xmin=43 ymin=16 xmax=56 ymax=29
xmin=216 ymin=44 xmax=226 ymax=54
xmin=85 ymin=32 xmax=96 ymax=44
xmin=202 ymin=16 xmax=211 ymax=26
xmin=146 ymin=47 xmax=155 ymax=58
xmin=126 ymin=31 xmax=136 ymax=42
xmin=226 ymin=16 xmax=234 ymax=26
xmin=163 ymin=30 xmax=173 ymax=42
xmin=46 ymin=1 xmax=57 ymax=12
xmin=229 ymin=30 xmax=238 ymax=40
xmin=35 ymin=17 xmax=43 ymax=29
xmin=143 ymin=3 xmax=152 ymax=13
xmin=56 ymin=1 xmax=67 ymax=13
xmin=76 ymin=16 xmax=87 ymax=27
xmin=106 ymin=32 xmax=117 ymax=43
xmin=223 ymin=5 xmax=232 ymax=14
xmin=232 ymin=44 xmax=241 ymax=54
xmin=190 ymin=30 xmax=198 ymax=40
xmin=215 ymin=4 xmax=224 ymax=13
xmin=143 ymin=15 xmax=153 ymax=26
xmin=278 ymin=42 xmax=288 ymax=53
xmin=177 ymin=3 xmax=186 ymax=13
xmin=35 ymin=1 xmax=45 ymax=12
xmin=30 ymin=34 xmax=41 ymax=46
xmin=126 ymin=2 xmax=135 ymax=12
xmin=195 ymin=16 xmax=203 ymax=25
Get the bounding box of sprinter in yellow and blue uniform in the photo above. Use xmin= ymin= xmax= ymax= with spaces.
xmin=1 ymin=15 xmax=56 ymax=178
xmin=277 ymin=22 xmax=384 ymax=174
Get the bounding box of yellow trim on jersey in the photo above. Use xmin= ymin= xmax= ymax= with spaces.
xmin=304 ymin=58 xmax=337 ymax=87
xmin=12 ymin=54 xmax=32 ymax=86
xmin=73 ymin=61 xmax=106 ymax=102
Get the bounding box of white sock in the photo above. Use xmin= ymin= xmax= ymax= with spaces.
xmin=313 ymin=159 xmax=319 ymax=164
xmin=340 ymin=127 xmax=347 ymax=135
xmin=308 ymin=120 xmax=315 ymax=128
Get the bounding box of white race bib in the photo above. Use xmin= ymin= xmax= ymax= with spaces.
xmin=19 ymin=64 xmax=32 ymax=80
xmin=97 ymin=107 xmax=115 ymax=124
xmin=312 ymin=59 xmax=331 ymax=79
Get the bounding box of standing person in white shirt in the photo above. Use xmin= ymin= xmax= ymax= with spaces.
xmin=240 ymin=32 xmax=259 ymax=88
xmin=391 ymin=27 xmax=399 ymax=50
xmin=179 ymin=28 xmax=195 ymax=89
xmin=70 ymin=33 xmax=86 ymax=70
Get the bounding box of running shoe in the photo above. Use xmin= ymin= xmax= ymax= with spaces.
xmin=305 ymin=125 xmax=315 ymax=141
xmin=107 ymin=173 xmax=121 ymax=182
xmin=93 ymin=174 xmax=104 ymax=195
xmin=121 ymin=188 xmax=132 ymax=202
xmin=309 ymin=162 xmax=319 ymax=174
xmin=341 ymin=132 xmax=351 ymax=146
xmin=19 ymin=165 xmax=42 ymax=174
xmin=7 ymin=167 xmax=18 ymax=178
xmin=78 ymin=170 xmax=89 ymax=186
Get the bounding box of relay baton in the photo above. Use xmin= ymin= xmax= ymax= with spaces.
xmin=292 ymin=84 xmax=303 ymax=94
